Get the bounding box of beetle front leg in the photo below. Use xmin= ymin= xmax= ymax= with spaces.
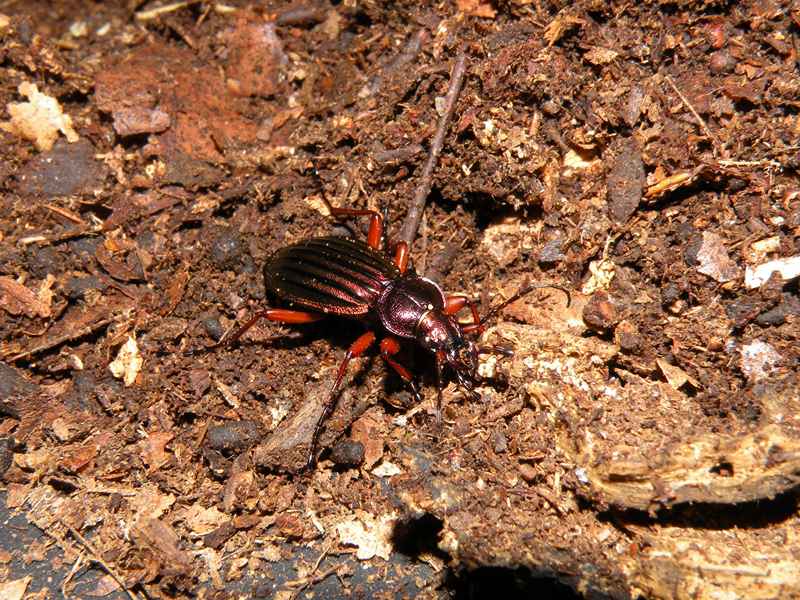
xmin=379 ymin=337 xmax=421 ymax=402
xmin=392 ymin=242 xmax=410 ymax=274
xmin=309 ymin=330 xmax=377 ymax=467
xmin=444 ymin=295 xmax=483 ymax=334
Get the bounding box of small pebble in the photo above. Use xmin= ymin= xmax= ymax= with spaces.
xmin=541 ymin=100 xmax=560 ymax=116
xmin=519 ymin=462 xmax=538 ymax=482
xmin=661 ymin=284 xmax=681 ymax=307
xmin=330 ymin=439 xmax=365 ymax=467
xmin=755 ymin=295 xmax=800 ymax=327
xmin=582 ymin=291 xmax=619 ymax=331
xmin=614 ymin=320 xmax=641 ymax=353
xmin=492 ymin=431 xmax=508 ymax=454
xmin=538 ymin=237 xmax=565 ymax=265
xmin=253 ymin=581 xmax=273 ymax=598
xmin=206 ymin=420 xmax=261 ymax=453
xmin=210 ymin=227 xmax=244 ymax=269
xmin=202 ymin=314 xmax=225 ymax=341
xmin=709 ymin=50 xmax=735 ymax=74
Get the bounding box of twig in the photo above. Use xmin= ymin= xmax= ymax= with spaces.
xmin=665 ymin=75 xmax=722 ymax=157
xmin=2 ymin=316 xmax=114 ymax=362
xmin=275 ymin=4 xmax=327 ymax=26
xmin=62 ymin=553 xmax=87 ymax=599
xmin=44 ymin=203 xmax=86 ymax=225
xmin=135 ymin=1 xmax=194 ymax=20
xmin=398 ymin=50 xmax=468 ymax=246
xmin=716 ymin=158 xmax=782 ymax=169
xmin=62 ymin=523 xmax=138 ymax=600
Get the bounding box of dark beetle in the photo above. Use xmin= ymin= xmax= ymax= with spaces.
xmin=226 ymin=204 xmax=569 ymax=465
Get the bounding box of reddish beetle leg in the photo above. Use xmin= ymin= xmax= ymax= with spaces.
xmin=309 ymin=330 xmax=377 ymax=466
xmin=380 ymin=336 xmax=420 ymax=400
xmin=444 ymin=295 xmax=483 ymax=334
xmin=328 ymin=207 xmax=383 ymax=250
xmin=221 ymin=308 xmax=324 ymax=346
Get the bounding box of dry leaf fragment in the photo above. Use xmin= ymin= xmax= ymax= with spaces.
xmin=544 ymin=13 xmax=584 ymax=46
xmin=563 ymin=148 xmax=598 ymax=170
xmin=5 ymin=483 xmax=30 ymax=509
xmin=336 ymin=511 xmax=397 ymax=560
xmin=656 ymin=358 xmax=699 ymax=390
xmin=739 ymin=340 xmax=782 ymax=382
xmin=0 ymin=276 xmax=51 ymax=318
xmin=582 ymin=259 xmax=616 ymax=294
xmin=745 ymin=255 xmax=800 ymax=289
xmin=457 ymin=0 xmax=497 ymax=18
xmin=185 ymin=504 xmax=229 ymax=535
xmin=132 ymin=517 xmax=193 ymax=575
xmin=37 ymin=274 xmax=56 ymax=315
xmin=584 ymin=47 xmax=619 ymax=65
xmin=350 ymin=413 xmax=384 ymax=469
xmin=84 ymin=573 xmax=121 ymax=597
xmin=129 ymin=485 xmax=175 ymax=521
xmin=371 ymin=460 xmax=402 ymax=477
xmin=0 ymin=576 xmax=31 ymax=600
xmin=696 ymin=232 xmax=739 ymax=283
xmin=1 ymin=82 xmax=79 ymax=151
xmin=109 ymin=334 xmax=143 ymax=386
xmin=141 ymin=431 xmax=174 ymax=472
xmin=645 ymin=168 xmax=701 ymax=199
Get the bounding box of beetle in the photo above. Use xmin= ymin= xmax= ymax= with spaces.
xmin=224 ymin=200 xmax=569 ymax=466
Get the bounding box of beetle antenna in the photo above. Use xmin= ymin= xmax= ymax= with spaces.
xmin=479 ymin=283 xmax=571 ymax=327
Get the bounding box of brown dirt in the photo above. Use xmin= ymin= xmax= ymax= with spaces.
xmin=1 ymin=1 xmax=799 ymax=598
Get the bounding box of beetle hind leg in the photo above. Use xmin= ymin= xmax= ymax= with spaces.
xmin=308 ymin=330 xmax=377 ymax=467
xmin=220 ymin=308 xmax=325 ymax=347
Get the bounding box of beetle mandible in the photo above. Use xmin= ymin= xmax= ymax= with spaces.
xmin=224 ymin=189 xmax=570 ymax=466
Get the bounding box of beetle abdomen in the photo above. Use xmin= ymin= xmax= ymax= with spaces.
xmin=264 ymin=236 xmax=400 ymax=316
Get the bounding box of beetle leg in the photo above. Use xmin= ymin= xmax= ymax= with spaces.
xmin=379 ymin=337 xmax=421 ymax=402
xmin=392 ymin=242 xmax=410 ymax=274
xmin=328 ymin=207 xmax=383 ymax=250
xmin=444 ymin=295 xmax=483 ymax=334
xmin=222 ymin=308 xmax=324 ymax=346
xmin=309 ymin=330 xmax=377 ymax=467
xmin=477 ymin=344 xmax=514 ymax=357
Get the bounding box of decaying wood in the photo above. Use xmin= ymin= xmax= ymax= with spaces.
xmin=586 ymin=423 xmax=800 ymax=511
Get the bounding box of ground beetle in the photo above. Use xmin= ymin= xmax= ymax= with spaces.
xmin=225 ymin=197 xmax=570 ymax=466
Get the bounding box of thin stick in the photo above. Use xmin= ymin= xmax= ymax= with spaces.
xmin=135 ymin=1 xmax=193 ymax=21
xmin=665 ymin=75 xmax=722 ymax=157
xmin=62 ymin=523 xmax=139 ymax=600
xmin=3 ymin=317 xmax=114 ymax=362
xmin=398 ymin=51 xmax=468 ymax=246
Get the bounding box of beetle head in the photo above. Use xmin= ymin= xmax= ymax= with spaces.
xmin=416 ymin=311 xmax=479 ymax=390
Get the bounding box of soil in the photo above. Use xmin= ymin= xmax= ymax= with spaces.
xmin=1 ymin=1 xmax=799 ymax=599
